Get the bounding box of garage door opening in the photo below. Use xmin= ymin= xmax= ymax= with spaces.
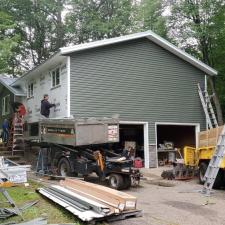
xmin=112 ymin=124 xmax=145 ymax=167
xmin=156 ymin=124 xmax=198 ymax=166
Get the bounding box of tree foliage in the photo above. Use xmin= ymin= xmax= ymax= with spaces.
xmin=1 ymin=0 xmax=225 ymax=120
xmin=1 ymin=0 xmax=67 ymax=70
xmin=167 ymin=0 xmax=225 ymax=123
xmin=137 ymin=0 xmax=167 ymax=37
xmin=65 ymin=0 xmax=135 ymax=43
xmin=0 ymin=11 xmax=20 ymax=75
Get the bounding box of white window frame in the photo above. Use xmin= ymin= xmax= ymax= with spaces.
xmin=2 ymin=95 xmax=10 ymax=116
xmin=27 ymin=82 xmax=34 ymax=98
xmin=50 ymin=67 xmax=61 ymax=88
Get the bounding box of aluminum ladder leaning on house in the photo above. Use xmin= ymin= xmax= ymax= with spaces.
xmin=197 ymin=83 xmax=218 ymax=129
xmin=7 ymin=113 xmax=25 ymax=156
xmin=197 ymin=83 xmax=225 ymax=195
xmin=202 ymin=126 xmax=225 ymax=195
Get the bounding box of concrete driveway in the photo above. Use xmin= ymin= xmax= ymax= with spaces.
xmin=112 ymin=169 xmax=225 ymax=225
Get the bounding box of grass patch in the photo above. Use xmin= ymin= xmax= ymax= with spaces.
xmin=0 ymin=180 xmax=83 ymax=224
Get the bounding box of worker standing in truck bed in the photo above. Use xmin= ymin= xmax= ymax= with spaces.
xmin=40 ymin=94 xmax=55 ymax=118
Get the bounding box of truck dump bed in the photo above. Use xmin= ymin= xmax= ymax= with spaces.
xmin=39 ymin=117 xmax=119 ymax=146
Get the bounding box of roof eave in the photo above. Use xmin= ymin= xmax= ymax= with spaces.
xmin=60 ymin=31 xmax=150 ymax=55
xmin=11 ymin=51 xmax=63 ymax=86
xmin=145 ymin=33 xmax=217 ymax=76
xmin=0 ymin=80 xmax=26 ymax=96
xmin=60 ymin=31 xmax=217 ymax=76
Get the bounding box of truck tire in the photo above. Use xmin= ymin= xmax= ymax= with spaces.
xmin=199 ymin=162 xmax=223 ymax=188
xmin=213 ymin=170 xmax=223 ymax=189
xmin=109 ymin=173 xmax=124 ymax=190
xmin=199 ymin=162 xmax=208 ymax=184
xmin=58 ymin=157 xmax=72 ymax=177
xmin=122 ymin=175 xmax=132 ymax=189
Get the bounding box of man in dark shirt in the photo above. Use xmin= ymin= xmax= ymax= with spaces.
xmin=40 ymin=94 xmax=55 ymax=118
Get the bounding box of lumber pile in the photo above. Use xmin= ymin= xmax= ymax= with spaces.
xmin=37 ymin=178 xmax=141 ymax=222
xmin=198 ymin=126 xmax=224 ymax=148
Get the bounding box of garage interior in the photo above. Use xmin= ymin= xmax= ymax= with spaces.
xmin=112 ymin=124 xmax=144 ymax=166
xmin=156 ymin=124 xmax=196 ymax=166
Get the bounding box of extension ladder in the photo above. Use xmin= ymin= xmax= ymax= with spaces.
xmin=7 ymin=113 xmax=25 ymax=156
xmin=197 ymin=83 xmax=218 ymax=129
xmin=202 ymin=126 xmax=225 ymax=195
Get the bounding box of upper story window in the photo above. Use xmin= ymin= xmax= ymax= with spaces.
xmin=2 ymin=95 xmax=10 ymax=116
xmin=28 ymin=83 xmax=34 ymax=98
xmin=51 ymin=67 xmax=60 ymax=88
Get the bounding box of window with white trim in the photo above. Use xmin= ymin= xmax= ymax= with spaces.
xmin=28 ymin=83 xmax=34 ymax=98
xmin=2 ymin=95 xmax=10 ymax=115
xmin=51 ymin=67 xmax=60 ymax=87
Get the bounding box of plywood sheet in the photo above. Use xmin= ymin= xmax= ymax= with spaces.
xmin=198 ymin=126 xmax=224 ymax=147
xmin=60 ymin=179 xmax=137 ymax=211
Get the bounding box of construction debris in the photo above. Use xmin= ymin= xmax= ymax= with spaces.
xmin=4 ymin=217 xmax=47 ymax=225
xmin=0 ymin=200 xmax=38 ymax=219
xmin=2 ymin=217 xmax=78 ymax=225
xmin=38 ymin=178 xmax=142 ymax=222
xmin=0 ymin=157 xmax=31 ymax=184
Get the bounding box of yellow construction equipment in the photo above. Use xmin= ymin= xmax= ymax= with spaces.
xmin=182 ymin=125 xmax=225 ymax=188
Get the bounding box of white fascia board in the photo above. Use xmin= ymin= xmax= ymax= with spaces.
xmin=0 ymin=80 xmax=26 ymax=96
xmin=60 ymin=31 xmax=217 ymax=76
xmin=11 ymin=52 xmax=64 ymax=86
xmin=60 ymin=31 xmax=150 ymax=55
xmin=146 ymin=31 xmax=217 ymax=76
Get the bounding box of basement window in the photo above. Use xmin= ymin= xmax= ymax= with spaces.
xmin=2 ymin=95 xmax=10 ymax=116
xmin=51 ymin=67 xmax=60 ymax=88
xmin=27 ymin=83 xmax=34 ymax=98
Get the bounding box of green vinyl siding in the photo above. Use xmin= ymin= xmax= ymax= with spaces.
xmin=69 ymin=37 xmax=206 ymax=143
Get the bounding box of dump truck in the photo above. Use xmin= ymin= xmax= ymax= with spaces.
xmin=180 ymin=126 xmax=225 ymax=188
xmin=26 ymin=117 xmax=141 ymax=190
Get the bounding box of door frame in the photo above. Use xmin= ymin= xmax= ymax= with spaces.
xmin=155 ymin=122 xmax=200 ymax=168
xmin=120 ymin=121 xmax=149 ymax=168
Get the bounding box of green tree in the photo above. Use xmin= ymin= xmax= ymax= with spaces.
xmin=168 ymin=0 xmax=225 ymax=124
xmin=65 ymin=0 xmax=135 ymax=43
xmin=0 ymin=11 xmax=20 ymax=75
xmin=1 ymin=0 xmax=67 ymax=70
xmin=137 ymin=0 xmax=167 ymax=37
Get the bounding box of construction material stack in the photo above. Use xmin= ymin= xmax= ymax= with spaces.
xmin=201 ymin=126 xmax=225 ymax=195
xmin=38 ymin=178 xmax=141 ymax=222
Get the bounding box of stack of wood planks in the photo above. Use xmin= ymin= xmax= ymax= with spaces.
xmin=38 ymin=178 xmax=141 ymax=223
xmin=198 ymin=126 xmax=224 ymax=148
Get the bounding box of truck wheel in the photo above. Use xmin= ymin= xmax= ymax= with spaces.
xmin=109 ymin=174 xmax=124 ymax=190
xmin=58 ymin=158 xmax=72 ymax=177
xmin=199 ymin=162 xmax=223 ymax=189
xmin=213 ymin=169 xmax=223 ymax=189
xmin=122 ymin=175 xmax=132 ymax=189
xmin=199 ymin=162 xmax=208 ymax=184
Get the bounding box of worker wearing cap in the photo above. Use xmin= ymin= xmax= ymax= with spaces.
xmin=40 ymin=94 xmax=56 ymax=118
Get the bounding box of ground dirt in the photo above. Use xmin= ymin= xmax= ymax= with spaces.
xmin=111 ymin=167 xmax=225 ymax=225
xmin=24 ymin=167 xmax=225 ymax=225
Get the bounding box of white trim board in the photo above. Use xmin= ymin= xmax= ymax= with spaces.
xmin=66 ymin=56 xmax=71 ymax=117
xmin=60 ymin=31 xmax=217 ymax=76
xmin=120 ymin=121 xmax=149 ymax=168
xmin=155 ymin=122 xmax=200 ymax=168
